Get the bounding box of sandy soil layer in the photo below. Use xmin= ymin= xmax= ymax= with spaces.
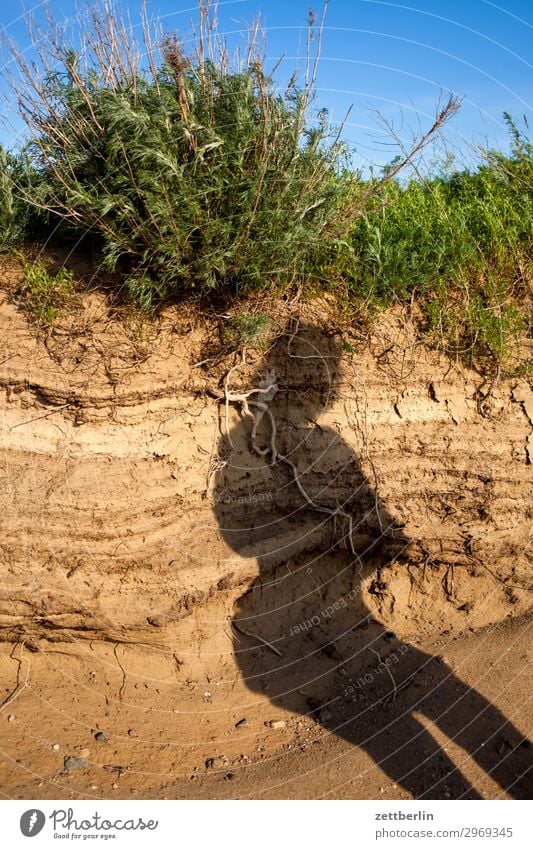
xmin=0 ymin=277 xmax=531 ymax=799
xmin=1 ymin=615 xmax=531 ymax=800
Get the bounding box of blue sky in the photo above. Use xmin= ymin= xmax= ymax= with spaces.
xmin=0 ymin=0 xmax=531 ymax=171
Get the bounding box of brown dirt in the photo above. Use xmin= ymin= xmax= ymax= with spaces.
xmin=0 ymin=273 xmax=531 ymax=800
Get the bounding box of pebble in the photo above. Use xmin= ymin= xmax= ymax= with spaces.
xmin=95 ymin=732 xmax=109 ymax=743
xmin=52 ymin=743 xmax=60 ymax=751
xmin=64 ymin=756 xmax=90 ymax=772
xmin=112 ymin=783 xmax=119 ymax=789
xmin=265 ymin=720 xmax=286 ymax=730
xmin=128 ymin=729 xmax=138 ymax=737
xmin=205 ymin=757 xmax=225 ymax=769
xmin=235 ymin=719 xmax=248 ymax=729
xmin=147 ymin=615 xmax=164 ymax=627
xmin=7 ymin=715 xmax=15 ymax=722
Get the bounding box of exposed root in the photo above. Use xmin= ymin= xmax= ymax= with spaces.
xmin=371 ymin=646 xmax=397 ymax=702
xmin=220 ymin=337 xmax=359 ymax=554
xmin=231 ymin=620 xmax=283 ymax=657
xmin=113 ymin=643 xmax=127 ymax=702
xmin=0 ymin=642 xmax=30 ymax=712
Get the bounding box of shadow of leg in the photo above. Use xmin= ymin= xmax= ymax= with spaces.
xmin=231 ymin=557 xmax=485 ymax=800
xmin=415 ymin=662 xmax=533 ymax=799
xmin=331 ymin=708 xmax=483 ymax=800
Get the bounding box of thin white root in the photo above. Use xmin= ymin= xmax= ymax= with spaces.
xmin=224 ymin=357 xmax=246 ymax=449
xmin=221 ymin=352 xmax=358 ymax=553
xmin=232 ymin=620 xmax=283 ymax=657
xmin=370 ymin=647 xmax=397 ymax=702
xmin=0 ymin=643 xmax=30 ymax=712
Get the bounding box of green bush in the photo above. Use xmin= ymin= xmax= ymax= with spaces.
xmin=20 ymin=260 xmax=75 ymax=323
xmin=6 ymin=1 xmax=458 ymax=311
xmin=9 ymin=4 xmax=362 ymax=307
xmin=340 ymin=116 xmax=532 ymax=363
xmin=0 ymin=146 xmax=31 ymax=249
xmin=0 ymin=145 xmax=57 ymax=249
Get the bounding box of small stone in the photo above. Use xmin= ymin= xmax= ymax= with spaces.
xmin=64 ymin=756 xmax=90 ymax=772
xmin=318 ymin=709 xmax=332 ymax=723
xmin=112 ymin=783 xmax=119 ymax=789
xmin=52 ymin=743 xmax=60 ymax=751
xmin=7 ymin=715 xmax=15 ymax=722
xmin=128 ymin=729 xmax=138 ymax=737
xmin=205 ymin=757 xmax=225 ymax=769
xmin=95 ymin=732 xmax=108 ymax=743
xmin=322 ymin=643 xmax=342 ymax=661
xmin=79 ymin=748 xmax=90 ymax=758
xmin=265 ymin=720 xmax=286 ymax=730
xmin=235 ymin=719 xmax=248 ymax=729
xmin=103 ymin=764 xmax=125 ymax=774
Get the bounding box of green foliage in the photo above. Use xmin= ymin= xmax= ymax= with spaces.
xmin=340 ymin=120 xmax=532 ymax=364
xmin=226 ymin=313 xmax=272 ymax=348
xmin=19 ymin=38 xmax=354 ymax=302
xmin=1 ymin=0 xmax=529 ymax=368
xmin=21 ymin=260 xmax=75 ymax=323
xmin=0 ymin=145 xmax=56 ymax=248
xmin=0 ymin=146 xmax=31 ymax=249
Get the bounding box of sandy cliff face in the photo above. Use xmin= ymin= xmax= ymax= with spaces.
xmin=1 ymin=288 xmax=531 ymax=801
xmin=0 ymin=291 xmax=531 ymax=645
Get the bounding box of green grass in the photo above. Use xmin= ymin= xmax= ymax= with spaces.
xmin=225 ymin=313 xmax=272 ymax=349
xmin=327 ymin=115 xmax=532 ymax=366
xmin=20 ymin=261 xmax=76 ymax=323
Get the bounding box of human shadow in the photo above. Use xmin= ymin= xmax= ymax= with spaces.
xmin=214 ymin=324 xmax=532 ymax=799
